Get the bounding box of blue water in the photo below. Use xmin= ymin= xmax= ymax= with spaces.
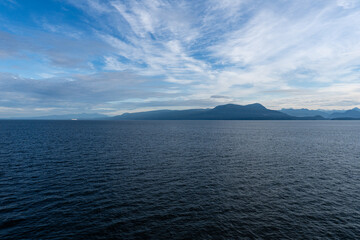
xmin=1 ymin=120 xmax=360 ymax=239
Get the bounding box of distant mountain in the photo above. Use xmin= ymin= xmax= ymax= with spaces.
xmin=113 ymin=103 xmax=325 ymax=120
xmin=280 ymin=108 xmax=330 ymax=118
xmin=329 ymin=108 xmax=360 ymax=119
xmin=331 ymin=117 xmax=360 ymax=120
xmin=114 ymin=109 xmax=208 ymax=120
xmin=30 ymin=113 xmax=109 ymax=120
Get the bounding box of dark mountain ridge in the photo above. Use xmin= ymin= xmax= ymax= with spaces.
xmin=280 ymin=108 xmax=330 ymax=118
xmin=6 ymin=104 xmax=360 ymax=120
xmin=329 ymin=108 xmax=360 ymax=119
xmin=23 ymin=113 xmax=108 ymax=120
xmin=113 ymin=103 xmax=325 ymax=120
xmin=281 ymin=107 xmax=360 ymax=120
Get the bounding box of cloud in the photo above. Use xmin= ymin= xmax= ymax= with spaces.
xmin=0 ymin=71 xmax=185 ymax=116
xmin=337 ymin=0 xmax=358 ymax=9
xmin=1 ymin=0 xmax=360 ymax=116
xmin=211 ymin=95 xmax=231 ymax=99
xmin=103 ymin=56 xmax=128 ymax=71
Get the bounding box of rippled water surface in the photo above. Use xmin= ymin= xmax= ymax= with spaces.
xmin=1 ymin=120 xmax=360 ymax=239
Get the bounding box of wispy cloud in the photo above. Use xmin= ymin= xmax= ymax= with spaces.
xmin=337 ymin=0 xmax=359 ymax=9
xmin=0 ymin=71 xmax=187 ymax=116
xmin=1 ymin=0 xmax=360 ymax=116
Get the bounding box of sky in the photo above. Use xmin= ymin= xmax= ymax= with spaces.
xmin=1 ymin=0 xmax=360 ymax=117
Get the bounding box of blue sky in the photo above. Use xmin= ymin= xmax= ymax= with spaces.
xmin=1 ymin=0 xmax=360 ymax=117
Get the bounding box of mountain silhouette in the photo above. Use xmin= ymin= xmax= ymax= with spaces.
xmin=280 ymin=108 xmax=330 ymax=118
xmin=329 ymin=108 xmax=360 ymax=119
xmin=113 ymin=103 xmax=325 ymax=120
xmin=29 ymin=113 xmax=108 ymax=120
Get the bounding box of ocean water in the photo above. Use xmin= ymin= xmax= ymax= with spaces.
xmin=1 ymin=120 xmax=360 ymax=239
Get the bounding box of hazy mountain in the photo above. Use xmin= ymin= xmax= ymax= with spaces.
xmin=114 ymin=109 xmax=208 ymax=120
xmin=29 ymin=113 xmax=109 ymax=120
xmin=329 ymin=108 xmax=360 ymax=119
xmin=113 ymin=103 xmax=325 ymax=120
xmin=280 ymin=108 xmax=330 ymax=118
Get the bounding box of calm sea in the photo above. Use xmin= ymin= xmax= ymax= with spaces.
xmin=1 ymin=120 xmax=360 ymax=239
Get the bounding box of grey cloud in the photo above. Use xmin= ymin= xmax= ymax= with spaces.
xmin=108 ymin=99 xmax=221 ymax=112
xmin=0 ymin=72 xmax=182 ymax=110
xmin=210 ymin=95 xmax=230 ymax=99
xmin=335 ymin=100 xmax=360 ymax=107
xmin=261 ymin=89 xmax=313 ymax=95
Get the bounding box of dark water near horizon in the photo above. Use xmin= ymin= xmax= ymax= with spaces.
xmin=1 ymin=120 xmax=360 ymax=239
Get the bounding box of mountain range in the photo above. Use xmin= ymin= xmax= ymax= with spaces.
xmin=280 ymin=108 xmax=331 ymax=118
xmin=19 ymin=113 xmax=108 ymax=120
xmin=328 ymin=108 xmax=360 ymax=119
xmin=280 ymin=107 xmax=360 ymax=120
xmin=112 ymin=103 xmax=324 ymax=120
xmin=7 ymin=104 xmax=360 ymax=120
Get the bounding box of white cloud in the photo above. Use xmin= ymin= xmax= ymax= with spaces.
xmin=3 ymin=0 xmax=360 ymax=115
xmin=69 ymin=0 xmax=360 ymax=109
xmin=103 ymin=56 xmax=127 ymax=71
xmin=337 ymin=0 xmax=358 ymax=9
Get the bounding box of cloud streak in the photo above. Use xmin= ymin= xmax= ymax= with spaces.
xmin=1 ymin=0 xmax=360 ymax=116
